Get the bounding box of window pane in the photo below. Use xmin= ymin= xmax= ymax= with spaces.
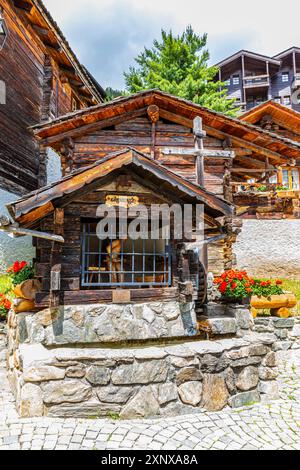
xmin=291 ymin=170 xmax=300 ymax=190
xmin=0 ymin=20 xmax=5 ymax=35
xmin=269 ymin=174 xmax=278 ymax=184
xmin=282 ymin=170 xmax=289 ymax=187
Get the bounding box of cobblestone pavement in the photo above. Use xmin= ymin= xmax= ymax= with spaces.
xmin=1 ymin=350 xmax=300 ymax=451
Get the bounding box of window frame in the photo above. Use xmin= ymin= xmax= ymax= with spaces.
xmin=282 ymin=95 xmax=291 ymax=106
xmin=80 ymin=220 xmax=172 ymax=289
xmin=0 ymin=12 xmax=8 ymax=50
xmin=232 ymin=74 xmax=240 ymax=86
xmin=282 ymin=72 xmax=289 ymax=83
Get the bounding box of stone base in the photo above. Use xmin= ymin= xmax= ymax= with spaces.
xmin=7 ymin=335 xmax=278 ymax=419
xmin=12 ymin=301 xmax=198 ymax=346
xmin=254 ymin=317 xmax=300 ymax=351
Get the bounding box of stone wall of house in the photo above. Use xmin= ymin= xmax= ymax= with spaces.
xmin=234 ymin=220 xmax=300 ymax=279
xmin=6 ymin=306 xmax=280 ymax=419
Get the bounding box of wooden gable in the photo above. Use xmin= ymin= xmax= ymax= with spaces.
xmin=32 ymin=90 xmax=300 ymax=186
xmin=241 ymin=100 xmax=300 ymax=144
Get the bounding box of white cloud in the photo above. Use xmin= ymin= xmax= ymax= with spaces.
xmin=44 ymin=0 xmax=300 ymax=88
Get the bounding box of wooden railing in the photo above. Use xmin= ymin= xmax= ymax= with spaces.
xmin=231 ymin=182 xmax=300 ymax=198
xmin=243 ymin=74 xmax=270 ymax=88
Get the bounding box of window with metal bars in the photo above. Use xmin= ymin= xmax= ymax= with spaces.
xmin=81 ymin=221 xmax=172 ymax=288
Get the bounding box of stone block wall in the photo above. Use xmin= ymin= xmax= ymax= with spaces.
xmin=7 ymin=308 xmax=279 ymax=419
xmin=253 ymin=317 xmax=300 ymax=351
xmin=14 ymin=301 xmax=197 ymax=345
xmin=0 ymin=323 xmax=7 ymax=364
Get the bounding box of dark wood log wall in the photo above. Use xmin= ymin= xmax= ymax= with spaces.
xmin=71 ymin=117 xmax=228 ymax=197
xmin=0 ymin=1 xmax=87 ymax=194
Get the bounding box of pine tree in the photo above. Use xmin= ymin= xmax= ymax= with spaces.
xmin=124 ymin=26 xmax=238 ymax=116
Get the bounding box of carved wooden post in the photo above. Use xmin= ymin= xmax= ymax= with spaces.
xmin=193 ymin=116 xmax=206 ymax=187
xmin=60 ymin=137 xmax=75 ymax=174
xmin=50 ymin=208 xmax=64 ymax=309
xmin=147 ymin=105 xmax=160 ymax=159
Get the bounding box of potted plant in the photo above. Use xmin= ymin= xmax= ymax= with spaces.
xmin=214 ymin=270 xmax=254 ymax=306
xmin=251 ymin=280 xmax=296 ymax=318
xmin=7 ymin=261 xmax=40 ymax=313
xmin=0 ymin=293 xmax=11 ymax=322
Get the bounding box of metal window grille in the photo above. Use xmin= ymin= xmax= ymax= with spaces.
xmin=81 ymin=222 xmax=172 ymax=288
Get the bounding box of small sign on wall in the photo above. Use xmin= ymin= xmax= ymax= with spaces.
xmin=112 ymin=290 xmax=131 ymax=304
xmin=106 ymin=195 xmax=139 ymax=208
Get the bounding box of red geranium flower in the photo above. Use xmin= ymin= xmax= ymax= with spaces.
xmin=3 ymin=300 xmax=11 ymax=310
xmin=276 ymin=280 xmax=283 ymax=285
xmin=219 ymin=281 xmax=228 ymax=294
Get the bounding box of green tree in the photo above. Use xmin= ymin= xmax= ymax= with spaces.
xmin=124 ymin=26 xmax=238 ymax=116
xmin=104 ymin=87 xmax=125 ymax=102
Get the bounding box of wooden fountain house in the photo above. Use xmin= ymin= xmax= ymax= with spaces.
xmin=5 ymin=91 xmax=300 ymax=312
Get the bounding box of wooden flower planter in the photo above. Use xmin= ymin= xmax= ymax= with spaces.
xmin=251 ymin=293 xmax=297 ymax=318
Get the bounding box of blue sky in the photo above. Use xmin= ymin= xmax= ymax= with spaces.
xmin=44 ymin=0 xmax=300 ymax=90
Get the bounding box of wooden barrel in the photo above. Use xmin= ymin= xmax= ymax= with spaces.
xmin=251 ymin=294 xmax=297 ymax=310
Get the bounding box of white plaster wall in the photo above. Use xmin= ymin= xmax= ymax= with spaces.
xmin=0 ymin=149 xmax=62 ymax=273
xmin=0 ymin=189 xmax=35 ymax=273
xmin=234 ymin=220 xmax=300 ymax=279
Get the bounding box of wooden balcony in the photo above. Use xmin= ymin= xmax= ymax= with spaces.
xmin=243 ymin=74 xmax=270 ymax=89
xmin=292 ymin=73 xmax=300 ymax=90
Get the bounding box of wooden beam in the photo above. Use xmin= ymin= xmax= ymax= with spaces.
xmin=45 ymin=42 xmax=62 ymax=52
xmin=231 ymin=168 xmax=279 ymax=173
xmin=159 ymin=108 xmax=286 ymax=164
xmin=13 ymin=0 xmax=33 ymax=12
xmin=31 ymin=24 xmax=49 ymax=36
xmin=162 ymin=148 xmax=235 ymax=158
xmin=49 ymin=208 xmax=64 ymax=308
xmin=0 ymin=225 xmax=64 ymax=243
xmin=204 ymin=125 xmax=285 ymax=164
xmin=234 ymin=155 xmax=275 ymax=169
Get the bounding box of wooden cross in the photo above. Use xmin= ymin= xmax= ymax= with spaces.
xmin=193 ymin=117 xmax=206 ymax=186
xmin=161 ymin=116 xmax=235 ymax=187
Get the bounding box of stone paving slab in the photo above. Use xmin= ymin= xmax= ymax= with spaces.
xmin=0 ymin=350 xmax=300 ymax=450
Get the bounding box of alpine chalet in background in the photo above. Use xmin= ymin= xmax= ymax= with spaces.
xmin=215 ymin=48 xmax=300 ymax=113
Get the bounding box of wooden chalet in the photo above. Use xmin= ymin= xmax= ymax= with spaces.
xmin=234 ymin=100 xmax=300 ymax=218
xmin=0 ymin=0 xmax=105 ymax=195
xmin=6 ymin=89 xmax=300 ymax=310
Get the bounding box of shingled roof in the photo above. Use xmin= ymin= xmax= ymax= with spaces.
xmin=30 ymin=89 xmax=300 ymax=167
